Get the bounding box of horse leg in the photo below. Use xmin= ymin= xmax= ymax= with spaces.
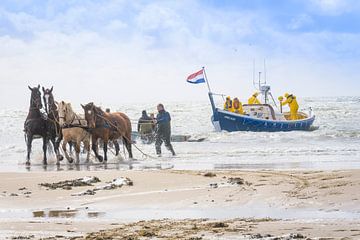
xmin=26 ymin=134 xmax=33 ymax=165
xmin=123 ymin=136 xmax=133 ymax=159
xmin=92 ymin=136 xmax=103 ymax=162
xmin=62 ymin=138 xmax=73 ymax=163
xmin=103 ymin=139 xmax=109 ymax=162
xmin=56 ymin=131 xmax=64 ymax=161
xmin=42 ymin=136 xmax=48 ymax=165
xmin=75 ymin=140 xmax=81 ymax=165
xmin=50 ymin=138 xmax=61 ymax=165
xmin=84 ymin=138 xmax=91 ymax=163
xmin=114 ymin=140 xmax=120 ymax=156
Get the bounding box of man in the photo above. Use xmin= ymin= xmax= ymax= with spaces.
xmin=280 ymin=93 xmax=299 ymax=120
xmin=232 ymin=97 xmax=244 ymax=114
xmin=137 ymin=110 xmax=155 ymax=142
xmin=155 ymin=104 xmax=175 ymax=156
xmin=248 ymin=92 xmax=261 ymax=104
xmin=223 ymin=96 xmax=233 ymax=111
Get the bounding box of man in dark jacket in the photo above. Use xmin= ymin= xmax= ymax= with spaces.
xmin=137 ymin=110 xmax=154 ymax=133
xmin=155 ymin=104 xmax=175 ymax=156
xmin=137 ymin=110 xmax=155 ymax=143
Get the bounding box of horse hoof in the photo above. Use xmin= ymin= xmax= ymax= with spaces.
xmin=56 ymin=161 xmax=60 ymax=166
xmin=68 ymin=158 xmax=74 ymax=164
xmin=43 ymin=161 xmax=48 ymax=165
xmin=97 ymin=156 xmax=103 ymax=162
xmin=58 ymin=155 xmax=64 ymax=161
xmin=25 ymin=161 xmax=30 ymax=166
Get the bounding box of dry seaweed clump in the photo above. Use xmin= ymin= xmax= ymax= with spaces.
xmin=203 ymin=172 xmax=217 ymax=177
xmin=227 ymin=177 xmax=245 ymax=185
xmin=39 ymin=176 xmax=101 ymax=190
xmin=66 ymin=218 xmax=290 ymax=240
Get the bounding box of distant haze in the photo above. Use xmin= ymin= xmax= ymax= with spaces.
xmin=0 ymin=0 xmax=359 ymax=109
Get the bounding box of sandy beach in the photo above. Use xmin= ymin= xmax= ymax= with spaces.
xmin=0 ymin=169 xmax=359 ymax=239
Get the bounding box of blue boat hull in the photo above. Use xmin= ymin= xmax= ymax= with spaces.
xmin=212 ymin=109 xmax=315 ymax=132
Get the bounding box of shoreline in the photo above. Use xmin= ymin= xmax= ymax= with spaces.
xmin=1 ymin=169 xmax=359 ymax=239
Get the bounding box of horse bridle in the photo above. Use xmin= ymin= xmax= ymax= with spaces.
xmin=30 ymin=92 xmax=42 ymax=110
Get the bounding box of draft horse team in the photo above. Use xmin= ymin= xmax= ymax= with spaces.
xmin=24 ymin=85 xmax=133 ymax=166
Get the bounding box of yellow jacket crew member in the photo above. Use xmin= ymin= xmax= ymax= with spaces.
xmin=281 ymin=93 xmax=299 ymax=120
xmin=232 ymin=98 xmax=244 ymax=114
xmin=224 ymin=96 xmax=233 ymax=112
xmin=248 ymin=92 xmax=261 ymax=104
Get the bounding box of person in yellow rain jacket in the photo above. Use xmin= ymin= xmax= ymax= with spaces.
xmin=248 ymin=92 xmax=261 ymax=104
xmin=232 ymin=98 xmax=244 ymax=114
xmin=223 ymin=96 xmax=233 ymax=112
xmin=280 ymin=93 xmax=299 ymax=120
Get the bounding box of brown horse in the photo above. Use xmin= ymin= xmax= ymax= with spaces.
xmin=81 ymin=102 xmax=133 ymax=162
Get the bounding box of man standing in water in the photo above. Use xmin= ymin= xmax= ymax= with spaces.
xmin=155 ymin=103 xmax=176 ymax=157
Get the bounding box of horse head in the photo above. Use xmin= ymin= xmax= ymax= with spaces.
xmin=42 ymin=86 xmax=55 ymax=113
xmin=28 ymin=85 xmax=42 ymax=110
xmin=58 ymin=101 xmax=73 ymax=126
xmin=81 ymin=102 xmax=97 ymax=129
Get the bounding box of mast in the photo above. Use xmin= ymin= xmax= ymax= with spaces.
xmin=203 ymin=66 xmax=212 ymax=93
xmin=264 ymin=58 xmax=267 ymax=85
xmin=203 ymin=67 xmax=217 ymax=117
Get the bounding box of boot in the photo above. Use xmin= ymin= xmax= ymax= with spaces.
xmin=156 ymin=145 xmax=161 ymax=157
xmin=169 ymin=145 xmax=176 ymax=156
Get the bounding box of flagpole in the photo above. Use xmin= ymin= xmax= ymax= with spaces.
xmin=203 ymin=67 xmax=217 ymax=116
xmin=202 ymin=66 xmax=212 ymax=93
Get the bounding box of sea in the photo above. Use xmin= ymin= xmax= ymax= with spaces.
xmin=0 ymin=96 xmax=359 ymax=172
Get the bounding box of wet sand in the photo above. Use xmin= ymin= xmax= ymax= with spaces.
xmin=1 ymin=169 xmax=360 ymax=239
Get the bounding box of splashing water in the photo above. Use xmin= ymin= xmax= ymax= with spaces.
xmin=0 ymin=97 xmax=359 ymax=171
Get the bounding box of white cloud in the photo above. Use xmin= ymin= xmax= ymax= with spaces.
xmin=308 ymin=0 xmax=359 ymax=15
xmin=0 ymin=1 xmax=359 ymax=109
xmin=288 ymin=14 xmax=313 ymax=30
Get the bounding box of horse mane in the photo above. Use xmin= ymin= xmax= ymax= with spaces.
xmin=93 ymin=105 xmax=105 ymax=116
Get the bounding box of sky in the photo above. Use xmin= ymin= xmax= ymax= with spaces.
xmin=0 ymin=0 xmax=359 ymax=109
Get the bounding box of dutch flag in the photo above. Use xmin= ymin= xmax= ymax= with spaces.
xmin=186 ymin=69 xmax=206 ymax=84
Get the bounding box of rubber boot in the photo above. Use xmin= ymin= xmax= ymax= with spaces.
xmin=169 ymin=145 xmax=176 ymax=156
xmin=156 ymin=145 xmax=161 ymax=157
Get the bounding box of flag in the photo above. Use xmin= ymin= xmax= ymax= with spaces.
xmin=186 ymin=69 xmax=205 ymax=84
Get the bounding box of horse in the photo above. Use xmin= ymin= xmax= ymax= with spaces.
xmin=24 ymin=85 xmax=50 ymax=165
xmin=58 ymin=101 xmax=91 ymax=164
xmin=81 ymin=102 xmax=133 ymax=162
xmin=42 ymin=86 xmax=63 ymax=164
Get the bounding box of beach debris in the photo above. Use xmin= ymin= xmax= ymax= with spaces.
xmin=209 ymin=183 xmax=218 ymax=188
xmin=72 ymin=177 xmax=133 ymax=196
xmin=39 ymin=176 xmax=100 ymax=190
xmin=138 ymin=229 xmax=156 ymax=237
xmin=72 ymin=189 xmax=96 ymax=196
xmin=204 ymin=172 xmax=216 ymax=177
xmin=95 ymin=177 xmax=133 ymax=190
xmin=211 ymin=222 xmax=228 ymax=228
xmin=56 ymin=218 xmax=312 ymax=240
xmin=10 ymin=235 xmax=35 ymax=239
xmin=227 ymin=177 xmax=244 ymax=185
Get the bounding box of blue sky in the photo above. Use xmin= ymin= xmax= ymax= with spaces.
xmin=0 ymin=0 xmax=359 ymax=108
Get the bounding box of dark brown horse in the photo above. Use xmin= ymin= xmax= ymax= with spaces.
xmin=42 ymin=86 xmax=63 ymax=164
xmin=81 ymin=102 xmax=133 ymax=162
xmin=24 ymin=85 xmax=64 ymax=165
